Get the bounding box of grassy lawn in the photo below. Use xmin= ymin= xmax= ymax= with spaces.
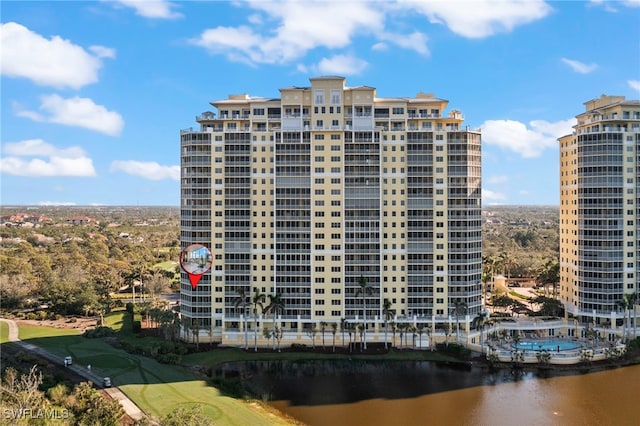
xmin=0 ymin=321 xmax=8 ymax=344
xmin=14 ymin=315 xmax=295 ymax=425
xmin=153 ymin=260 xmax=178 ymax=271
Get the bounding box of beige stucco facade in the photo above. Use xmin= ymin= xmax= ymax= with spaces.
xmin=559 ymin=94 xmax=640 ymax=330
xmin=180 ymin=76 xmax=482 ymax=345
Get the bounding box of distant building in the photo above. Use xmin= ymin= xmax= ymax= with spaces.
xmin=65 ymin=216 xmax=96 ymax=226
xmin=180 ymin=76 xmax=482 ymax=345
xmin=559 ymin=94 xmax=640 ymax=329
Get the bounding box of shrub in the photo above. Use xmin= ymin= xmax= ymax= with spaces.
xmin=26 ymin=312 xmax=37 ymax=320
xmin=132 ymin=320 xmax=142 ymax=334
xmin=157 ymin=353 xmax=181 ymax=364
xmin=83 ymin=326 xmax=116 ymax=339
xmin=125 ymin=302 xmax=134 ymax=314
xmin=67 ymin=317 xmax=77 ymax=323
xmin=435 ymin=342 xmax=471 ymax=360
xmin=35 ymin=311 xmax=48 ymax=321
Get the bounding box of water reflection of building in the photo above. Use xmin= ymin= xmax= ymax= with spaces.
xmin=180 ymin=76 xmax=482 ymax=345
xmin=559 ymin=95 xmax=640 ymax=331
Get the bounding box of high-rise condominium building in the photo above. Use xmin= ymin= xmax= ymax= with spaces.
xmin=559 ymin=94 xmax=640 ymax=329
xmin=180 ymin=76 xmax=481 ymax=345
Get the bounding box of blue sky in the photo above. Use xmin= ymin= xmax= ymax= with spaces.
xmin=1 ymin=0 xmax=639 ymax=206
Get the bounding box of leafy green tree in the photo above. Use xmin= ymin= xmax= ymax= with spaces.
xmin=162 ymin=405 xmax=213 ymax=426
xmin=68 ymin=381 xmax=123 ymax=426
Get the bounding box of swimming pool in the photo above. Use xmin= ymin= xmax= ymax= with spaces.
xmin=512 ymin=340 xmax=581 ymax=352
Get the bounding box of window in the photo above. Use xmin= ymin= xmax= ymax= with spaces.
xmin=253 ymin=108 xmax=264 ymax=115
xmin=315 ymin=90 xmax=325 ymax=105
xmin=330 ymin=90 xmax=341 ymax=105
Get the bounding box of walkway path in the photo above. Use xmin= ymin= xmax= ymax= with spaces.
xmin=0 ymin=317 xmax=146 ymax=421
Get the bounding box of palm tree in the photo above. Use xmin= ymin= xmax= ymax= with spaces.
xmin=398 ymin=323 xmax=406 ymax=348
xmin=473 ymin=311 xmax=488 ymax=354
xmin=319 ymin=321 xmax=328 ymax=350
xmin=453 ymin=299 xmax=468 ymax=343
xmin=382 ymin=298 xmax=393 ymax=349
xmin=233 ymin=288 xmax=250 ymax=350
xmin=340 ymin=318 xmax=348 ymax=348
xmin=617 ymin=297 xmax=629 ymax=341
xmin=191 ymin=318 xmax=200 ymax=350
xmin=390 ymin=321 xmax=397 ymax=348
xmin=499 ymin=251 xmax=514 ymax=279
xmin=251 ymin=288 xmax=265 ymax=352
xmin=443 ymin=323 xmax=451 ymax=347
xmin=265 ymin=293 xmax=285 ymax=351
xmin=630 ymin=293 xmax=638 ymax=339
xmin=330 ymin=322 xmax=338 ymax=353
xmin=306 ymin=325 xmax=318 ymax=349
xmin=356 ymin=323 xmax=365 ymax=352
xmin=356 ymin=276 xmax=373 ymax=350
xmin=416 ymin=324 xmax=425 ymax=349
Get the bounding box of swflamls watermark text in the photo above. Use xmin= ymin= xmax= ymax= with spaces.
xmin=3 ymin=408 xmax=70 ymax=420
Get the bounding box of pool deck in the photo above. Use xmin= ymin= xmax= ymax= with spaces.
xmin=484 ymin=337 xmax=625 ymax=365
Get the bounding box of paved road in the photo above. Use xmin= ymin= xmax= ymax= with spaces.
xmin=0 ymin=317 xmax=146 ymax=421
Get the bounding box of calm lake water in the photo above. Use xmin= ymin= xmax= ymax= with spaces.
xmin=239 ymin=361 xmax=640 ymax=426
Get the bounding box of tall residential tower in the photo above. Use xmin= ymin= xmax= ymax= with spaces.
xmin=559 ymin=94 xmax=640 ymax=331
xmin=180 ymin=76 xmax=482 ymax=345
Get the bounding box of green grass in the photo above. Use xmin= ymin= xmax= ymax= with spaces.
xmin=153 ymin=260 xmax=178 ymax=271
xmin=18 ymin=324 xmax=80 ymax=340
xmin=14 ymin=319 xmax=294 ymax=425
xmin=0 ymin=321 xmax=8 ymax=344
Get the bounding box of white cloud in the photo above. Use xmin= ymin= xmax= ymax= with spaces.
xmin=561 ymin=58 xmax=597 ymax=74
xmin=481 ymin=118 xmax=575 ymax=158
xmin=89 ymin=45 xmax=116 ymax=59
xmin=372 ymin=42 xmax=388 ymax=51
xmin=0 ymin=139 xmax=96 ymax=177
xmin=190 ymin=1 xmax=428 ymax=65
xmin=482 ymin=189 xmax=507 ymax=201
xmin=590 ymin=0 xmax=640 ymax=12
xmin=629 ymin=80 xmax=640 ymax=92
xmin=316 ymin=55 xmax=368 ymax=75
xmin=404 ymin=0 xmax=552 ymax=38
xmin=109 ymin=0 xmax=182 ymax=19
xmin=377 ymin=31 xmax=429 ymax=56
xmin=0 ymin=22 xmax=109 ymax=89
xmin=110 ymin=161 xmax=180 ymax=181
xmin=38 ymin=201 xmax=77 ymax=206
xmin=15 ymin=94 xmax=124 ymax=136
xmin=487 ymin=175 xmax=509 ymax=184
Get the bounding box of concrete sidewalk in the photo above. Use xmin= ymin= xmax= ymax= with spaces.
xmin=0 ymin=317 xmax=146 ymax=421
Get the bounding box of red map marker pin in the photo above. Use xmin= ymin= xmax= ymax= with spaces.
xmin=180 ymin=244 xmax=213 ymax=290
xmin=188 ymin=273 xmax=203 ymax=289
